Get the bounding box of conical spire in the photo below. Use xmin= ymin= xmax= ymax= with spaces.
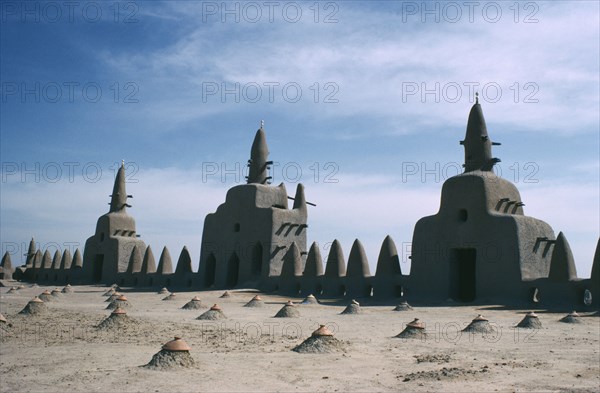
xmin=548 ymin=232 xmax=577 ymax=281
xmin=324 ymin=239 xmax=346 ymax=277
xmin=281 ymin=242 xmax=303 ymax=277
xmin=33 ymin=250 xmax=43 ymax=268
xmin=460 ymin=96 xmax=500 ymax=172
xmin=246 ymin=124 xmax=272 ymax=185
xmin=25 ymin=237 xmax=36 ymax=267
xmin=175 ymin=246 xmax=193 ymax=274
xmin=71 ymin=249 xmax=83 ymax=269
xmin=157 ymin=247 xmax=173 ymax=274
xmin=60 ymin=249 xmax=72 ymax=270
xmin=51 ymin=250 xmax=62 ymax=269
xmin=346 ymin=239 xmax=371 ymax=277
xmin=41 ymin=250 xmax=52 ymax=269
xmin=141 ymin=246 xmax=157 ymax=274
xmin=375 ymin=235 xmax=402 ymax=276
xmin=126 ymin=245 xmax=142 ymax=274
xmin=109 ymin=161 xmax=132 ymax=212
xmin=303 ymin=242 xmax=324 ymax=277
xmin=293 ymin=183 xmax=307 ymax=211
xmin=0 ymin=252 xmax=13 ymax=277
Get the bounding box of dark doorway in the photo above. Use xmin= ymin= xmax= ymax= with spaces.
xmin=204 ymin=253 xmax=216 ymax=287
xmin=251 ymin=243 xmax=263 ymax=277
xmin=226 ymin=253 xmax=240 ymax=288
xmin=93 ymin=254 xmax=104 ymax=283
xmin=449 ymin=248 xmax=476 ymax=302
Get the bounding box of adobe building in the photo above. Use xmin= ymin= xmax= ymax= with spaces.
xmin=81 ymin=162 xmax=147 ymax=284
xmin=197 ymin=123 xmax=308 ymax=290
xmin=409 ymin=97 xmax=573 ymax=302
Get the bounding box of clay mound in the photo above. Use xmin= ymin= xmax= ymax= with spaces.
xmin=293 ymin=325 xmax=347 ymax=354
xmin=0 ymin=313 xmax=7 ymax=324
xmin=462 ymin=315 xmax=495 ymax=334
xmin=30 ymin=284 xmax=39 ymax=288
xmin=559 ymin=311 xmax=582 ymax=324
xmin=516 ymin=312 xmax=542 ymax=329
xmin=97 ymin=311 xmax=135 ymax=330
xmin=219 ymin=291 xmax=231 ymax=298
xmin=162 ymin=293 xmax=177 ymax=301
xmin=19 ymin=298 xmax=47 ymax=316
xmin=38 ymin=291 xmax=54 ymax=302
xmin=61 ymin=285 xmax=73 ymax=294
xmin=393 ymin=301 xmax=413 ymax=311
xmin=17 ymin=285 xmax=25 ymax=290
xmin=340 ymin=300 xmax=361 ymax=315
xmin=197 ymin=304 xmax=226 ymax=320
xmin=102 ymin=288 xmax=115 ymax=296
xmin=181 ymin=297 xmax=204 ymax=310
xmin=243 ymin=296 xmax=264 ymax=308
xmin=395 ymin=319 xmax=427 ymax=339
xmin=105 ymin=293 xmax=121 ymax=302
xmin=144 ymin=349 xmax=195 ymax=369
xmin=158 ymin=287 xmax=170 ymax=295
xmin=106 ymin=299 xmax=131 ymax=310
xmin=274 ymin=302 xmax=300 ymax=318
xmin=51 ymin=289 xmax=62 ymax=298
xmin=301 ymin=294 xmax=319 ymax=305
xmin=6 ymin=287 xmax=17 ymax=294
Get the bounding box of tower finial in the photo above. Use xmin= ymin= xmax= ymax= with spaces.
xmin=475 ymin=92 xmax=479 ymax=104
xmin=121 ymin=159 xmax=125 ymax=167
xmin=260 ymin=120 xmax=264 ymax=129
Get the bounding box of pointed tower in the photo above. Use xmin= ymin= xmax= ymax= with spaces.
xmin=374 ymin=235 xmax=402 ymax=298
xmin=157 ymin=247 xmax=173 ymax=275
xmin=141 ymin=246 xmax=157 ymax=274
xmin=246 ymin=122 xmax=272 ymax=185
xmin=126 ymin=245 xmax=143 ymax=274
xmin=109 ymin=162 xmax=132 ymax=212
xmin=548 ymin=232 xmax=577 ymax=281
xmin=82 ymin=161 xmax=146 ymax=284
xmin=0 ymin=251 xmax=13 ymax=279
xmin=592 ymin=238 xmax=600 ymax=283
xmin=25 ymin=237 xmax=36 ymax=267
xmin=346 ymin=239 xmax=371 ymax=277
xmin=71 ymin=249 xmax=83 ymax=269
xmin=460 ymin=94 xmax=501 ymax=172
xmin=303 ymin=242 xmax=324 ymax=277
xmin=199 ymin=122 xmax=308 ymax=290
xmin=51 ymin=250 xmax=62 ymax=270
xmin=60 ymin=249 xmax=72 ymax=270
xmin=322 ymin=240 xmax=346 ymax=297
xmin=175 ymin=246 xmax=193 ymax=274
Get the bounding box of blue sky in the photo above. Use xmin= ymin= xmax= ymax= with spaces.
xmin=1 ymin=1 xmax=599 ymax=277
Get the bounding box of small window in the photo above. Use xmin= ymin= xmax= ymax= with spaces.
xmin=234 ymin=223 xmax=240 ymax=232
xmin=458 ymin=209 xmax=468 ymax=222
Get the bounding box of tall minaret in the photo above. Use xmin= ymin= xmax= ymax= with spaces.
xmin=460 ymin=94 xmax=501 ymax=172
xmin=109 ymin=161 xmax=132 ymax=212
xmin=246 ymin=121 xmax=272 ymax=185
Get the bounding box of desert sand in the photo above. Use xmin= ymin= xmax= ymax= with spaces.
xmin=1 ymin=283 xmax=598 ymax=392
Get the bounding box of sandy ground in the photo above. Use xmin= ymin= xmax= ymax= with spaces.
xmin=0 ymin=283 xmax=599 ymax=393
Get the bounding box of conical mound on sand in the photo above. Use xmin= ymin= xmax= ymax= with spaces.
xmin=106 ymin=295 xmax=131 ymax=310
xmin=219 ymin=291 xmax=231 ymax=298
xmin=243 ymin=295 xmax=264 ymax=308
xmin=51 ymin=289 xmax=62 ymax=298
xmin=158 ymin=287 xmax=169 ymax=295
xmin=395 ymin=318 xmax=427 ymax=339
xmin=6 ymin=287 xmax=17 ymax=294
xmin=162 ymin=293 xmax=177 ymax=301
xmin=144 ymin=337 xmax=195 ymax=369
xmin=293 ymin=325 xmax=347 ymax=354
xmin=197 ymin=304 xmax=226 ymax=320
xmin=274 ymin=301 xmax=300 ymax=318
xmin=559 ymin=311 xmax=582 ymax=324
xmin=105 ymin=292 xmax=122 ymax=302
xmin=301 ymin=294 xmax=318 ymax=305
xmin=340 ymin=300 xmax=361 ymax=315
xmin=38 ymin=290 xmax=54 ymax=302
xmin=62 ymin=285 xmax=73 ymax=294
xmin=97 ymin=307 xmax=136 ymax=330
xmin=103 ymin=288 xmax=116 ymax=296
xmin=516 ymin=312 xmax=542 ymax=329
xmin=19 ymin=297 xmax=47 ymax=315
xmin=181 ymin=296 xmax=204 ymax=310
xmin=393 ymin=301 xmax=413 ymax=311
xmin=462 ymin=315 xmax=495 ymax=333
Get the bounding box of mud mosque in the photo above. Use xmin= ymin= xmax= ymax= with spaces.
xmin=3 ymin=99 xmax=599 ymax=306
